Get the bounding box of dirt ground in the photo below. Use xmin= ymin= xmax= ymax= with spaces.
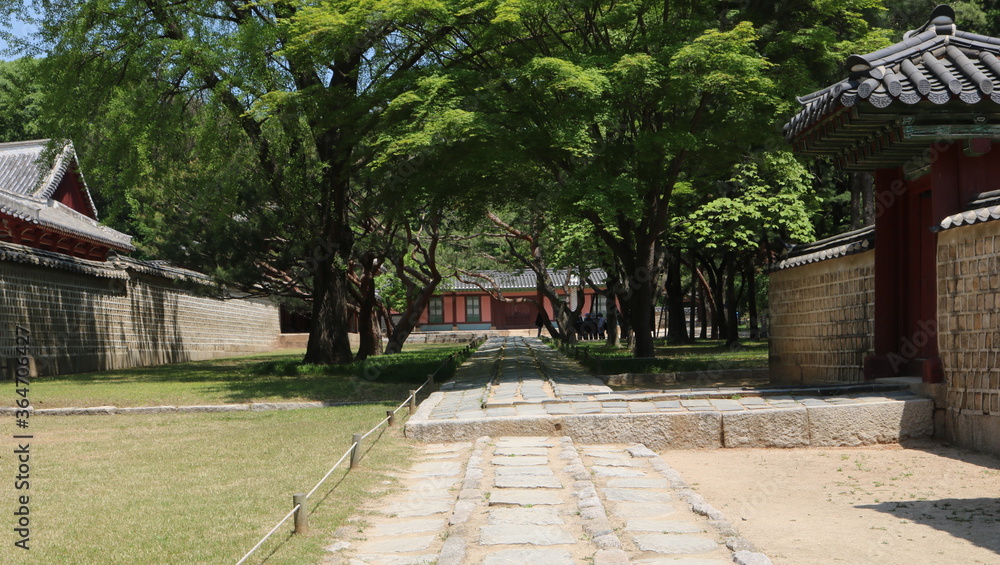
xmin=664 ymin=440 xmax=1000 ymax=565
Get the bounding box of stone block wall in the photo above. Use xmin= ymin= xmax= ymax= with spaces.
xmin=0 ymin=260 xmax=280 ymax=376
xmin=768 ymin=251 xmax=875 ymax=384
xmin=937 ymin=220 xmax=1000 ymax=454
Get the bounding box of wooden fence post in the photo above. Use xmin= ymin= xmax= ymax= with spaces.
xmin=293 ymin=493 xmax=308 ymax=534
xmin=409 ymin=390 xmax=417 ymax=414
xmin=386 ymin=410 xmax=395 ymax=426
xmin=350 ymin=433 xmax=363 ymax=468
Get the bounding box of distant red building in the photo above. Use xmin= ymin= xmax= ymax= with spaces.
xmin=415 ymin=269 xmax=608 ymax=331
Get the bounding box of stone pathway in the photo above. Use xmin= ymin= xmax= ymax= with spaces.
xmin=409 ymin=337 xmax=935 ymax=449
xmin=321 ymin=336 xmax=937 ymax=564
xmin=325 ymin=436 xmax=770 ymax=565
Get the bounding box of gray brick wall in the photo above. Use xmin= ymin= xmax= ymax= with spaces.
xmin=768 ymin=251 xmax=875 ymax=384
xmin=1 ymin=260 xmax=280 ymax=376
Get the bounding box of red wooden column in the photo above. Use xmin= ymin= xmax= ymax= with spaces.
xmin=866 ymin=168 xmax=904 ymax=379
xmin=931 ymin=143 xmax=963 ymax=224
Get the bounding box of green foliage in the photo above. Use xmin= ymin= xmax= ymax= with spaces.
xmin=0 ymin=57 xmax=42 ymax=142
xmin=3 ymin=0 xmax=963 ymax=358
xmin=681 ymin=151 xmax=817 ymax=253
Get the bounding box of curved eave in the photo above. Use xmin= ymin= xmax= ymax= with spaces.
xmin=785 ymin=14 xmax=1000 ymax=169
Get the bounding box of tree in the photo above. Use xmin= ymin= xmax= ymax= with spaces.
xmin=19 ymin=0 xmax=458 ymax=364
xmin=681 ymin=152 xmax=816 ymax=345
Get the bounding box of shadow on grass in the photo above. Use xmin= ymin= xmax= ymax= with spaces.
xmin=37 ymin=346 xmax=467 ymax=404
xmin=574 ymin=339 xmax=769 ymax=375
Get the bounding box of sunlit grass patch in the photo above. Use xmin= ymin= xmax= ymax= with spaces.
xmin=0 ymin=406 xmax=413 ymax=564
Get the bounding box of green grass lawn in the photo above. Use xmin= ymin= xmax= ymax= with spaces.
xmin=0 ymin=406 xmax=414 ymax=564
xmin=571 ymin=339 xmax=769 ymax=374
xmin=19 ymin=343 xmax=466 ymax=409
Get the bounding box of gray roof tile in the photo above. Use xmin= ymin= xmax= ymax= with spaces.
xmin=785 ymin=6 xmax=1000 ymax=168
xmin=442 ymin=269 xmax=607 ymax=292
xmin=0 ymin=139 xmax=133 ymax=252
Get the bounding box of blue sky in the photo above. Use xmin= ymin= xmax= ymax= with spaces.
xmin=1 ymin=16 xmax=39 ymax=60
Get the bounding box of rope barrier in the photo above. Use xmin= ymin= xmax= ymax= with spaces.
xmin=393 ymin=398 xmax=410 ymax=414
xmin=305 ymin=442 xmax=357 ymax=500
xmin=236 ymin=339 xmax=485 ymax=564
xmin=235 ymin=505 xmax=300 ymax=565
xmin=361 ymin=416 xmax=390 ymax=440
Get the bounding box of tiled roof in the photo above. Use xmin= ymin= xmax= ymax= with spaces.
xmin=442 ymin=269 xmax=608 ymax=292
xmin=784 ymin=6 xmax=1000 ymax=170
xmin=114 ymin=256 xmax=213 ymax=282
xmin=0 ymin=139 xmax=133 ymax=252
xmin=0 ymin=140 xmax=99 ymax=214
xmin=770 ymin=226 xmax=874 ymax=271
xmin=938 ymin=189 xmax=1000 ymax=230
xmin=0 ymin=239 xmax=218 ymax=283
xmin=0 ymin=189 xmax=134 ymax=251
xmin=0 ymin=239 xmax=127 ymax=279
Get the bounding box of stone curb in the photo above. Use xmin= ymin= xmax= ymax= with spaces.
xmin=405 ymin=398 xmax=935 ymax=449
xmin=647 ymin=451 xmax=775 ymax=565
xmin=0 ymin=400 xmax=369 ymax=416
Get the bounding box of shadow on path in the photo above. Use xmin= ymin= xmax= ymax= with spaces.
xmin=857 ymin=497 xmax=1000 ymax=557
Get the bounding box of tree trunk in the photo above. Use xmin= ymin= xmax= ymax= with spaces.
xmin=688 ymin=250 xmax=696 ymax=341
xmin=385 ymin=280 xmax=439 ymax=354
xmin=665 ymin=251 xmax=689 ymax=344
xmin=703 ymin=259 xmax=727 ymax=341
xmin=304 ymin=133 xmax=355 ymax=365
xmin=698 ymin=278 xmax=708 ymax=339
xmin=746 ymin=265 xmax=759 ymax=340
xmin=604 ymin=272 xmax=621 ymax=348
xmin=355 ymin=262 xmax=384 ymax=360
xmin=622 ymin=240 xmax=662 ymax=357
xmin=612 ymin=276 xmax=633 ymax=349
xmin=724 ymin=259 xmax=740 ymax=347
xmin=305 ymin=262 xmax=355 ymax=364
xmin=626 ymin=280 xmax=656 ymax=357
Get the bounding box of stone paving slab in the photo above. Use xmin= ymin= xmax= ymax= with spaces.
xmin=479 ymin=524 xmax=576 ymax=545
xmin=494 ymin=466 xmax=553 ymax=476
xmin=633 ymin=533 xmax=720 ymax=554
xmin=482 ymin=548 xmax=574 ymax=565
xmin=493 ymin=475 xmax=562 ymax=488
xmin=488 ymin=490 xmax=563 ymax=506
xmin=369 ymin=519 xmax=445 ymax=536
xmin=487 ymin=506 xmax=564 ymax=525
xmin=625 ymin=519 xmax=706 ymax=533
xmin=350 ymin=553 xmax=439 ymax=565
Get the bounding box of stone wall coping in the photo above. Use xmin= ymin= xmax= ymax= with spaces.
xmin=937 ymin=203 xmax=1000 ymax=231
xmin=770 ymin=225 xmax=874 ymax=272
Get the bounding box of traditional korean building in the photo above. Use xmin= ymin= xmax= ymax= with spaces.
xmin=772 ymin=5 xmax=1000 ymax=454
xmin=0 ymin=140 xmax=134 ymax=259
xmin=0 ymin=140 xmax=280 ymax=376
xmin=416 ymin=269 xmax=608 ymax=331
